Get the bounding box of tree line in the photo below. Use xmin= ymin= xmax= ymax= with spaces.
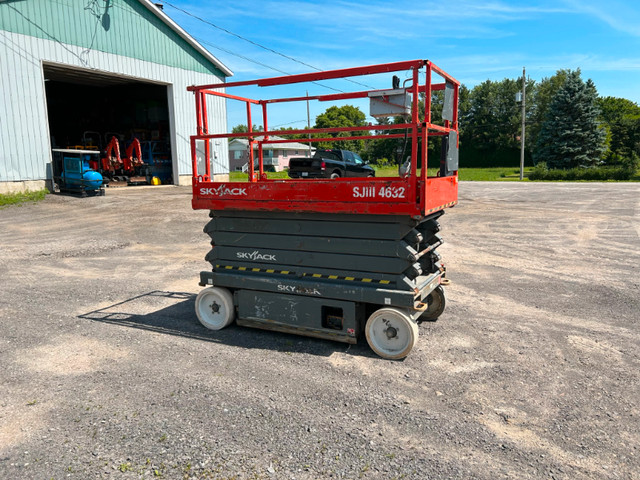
xmin=460 ymin=69 xmax=638 ymax=175
xmin=233 ymin=69 xmax=640 ymax=177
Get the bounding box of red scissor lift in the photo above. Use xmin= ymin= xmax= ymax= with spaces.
xmin=189 ymin=60 xmax=459 ymax=359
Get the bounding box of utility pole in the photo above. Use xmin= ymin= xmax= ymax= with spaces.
xmin=520 ymin=67 xmax=526 ymax=180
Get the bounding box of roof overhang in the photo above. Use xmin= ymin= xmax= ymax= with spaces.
xmin=137 ymin=0 xmax=233 ymax=78
xmin=229 ymin=137 xmax=315 ymax=151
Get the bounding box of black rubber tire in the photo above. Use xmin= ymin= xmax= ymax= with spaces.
xmin=330 ymin=172 xmax=341 ymax=179
xmin=420 ymin=285 xmax=446 ymax=321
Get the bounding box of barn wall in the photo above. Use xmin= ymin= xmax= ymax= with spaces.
xmin=0 ymin=0 xmax=223 ymax=76
xmin=0 ymin=30 xmax=228 ymax=188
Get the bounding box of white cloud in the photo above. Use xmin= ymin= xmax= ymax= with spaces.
xmin=561 ymin=0 xmax=640 ymax=36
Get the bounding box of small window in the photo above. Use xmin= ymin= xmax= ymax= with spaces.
xmin=64 ymin=157 xmax=81 ymax=173
xmin=234 ymin=151 xmax=242 ymax=159
xmin=344 ymin=151 xmax=355 ymax=163
xmin=353 ymin=153 xmax=364 ymax=165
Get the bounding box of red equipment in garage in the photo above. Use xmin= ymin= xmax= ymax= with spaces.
xmin=122 ymin=138 xmax=143 ymax=173
xmin=100 ymin=136 xmax=123 ymax=173
xmin=98 ymin=136 xmax=145 ymax=184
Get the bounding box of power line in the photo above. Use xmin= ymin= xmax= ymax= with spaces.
xmin=109 ymin=0 xmax=346 ymax=93
xmin=196 ymin=38 xmax=296 ymax=78
xmin=5 ymin=3 xmax=92 ymax=67
xmin=162 ymin=1 xmax=375 ymax=90
xmin=196 ymin=37 xmax=343 ymax=93
xmin=271 ymin=120 xmax=310 ymax=129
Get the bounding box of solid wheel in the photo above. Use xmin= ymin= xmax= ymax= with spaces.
xmin=195 ymin=287 xmax=235 ymax=330
xmin=330 ymin=172 xmax=341 ymax=179
xmin=421 ymin=286 xmax=446 ymax=321
xmin=365 ymin=308 xmax=419 ymax=360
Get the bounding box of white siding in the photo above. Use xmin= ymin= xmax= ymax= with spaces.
xmin=0 ymin=30 xmax=228 ymax=183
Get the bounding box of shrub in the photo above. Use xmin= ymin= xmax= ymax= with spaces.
xmin=371 ymin=157 xmax=391 ymax=168
xmin=621 ymin=152 xmax=640 ymax=175
xmin=529 ymin=162 xmax=634 ymax=181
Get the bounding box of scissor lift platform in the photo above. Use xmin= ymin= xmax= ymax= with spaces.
xmin=189 ymin=59 xmax=459 ymax=359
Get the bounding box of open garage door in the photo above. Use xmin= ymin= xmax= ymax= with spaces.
xmin=43 ymin=63 xmax=174 ymax=186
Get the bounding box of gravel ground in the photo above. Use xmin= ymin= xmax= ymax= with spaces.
xmin=0 ymin=182 xmax=638 ymax=480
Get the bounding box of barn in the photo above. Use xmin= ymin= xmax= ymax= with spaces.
xmin=0 ymin=0 xmax=232 ymax=193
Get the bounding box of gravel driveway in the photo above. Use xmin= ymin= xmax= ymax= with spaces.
xmin=0 ymin=182 xmax=638 ymax=479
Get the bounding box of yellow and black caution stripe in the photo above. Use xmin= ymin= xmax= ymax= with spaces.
xmin=215 ymin=264 xmax=391 ymax=285
xmin=301 ymin=272 xmax=390 ymax=285
xmin=426 ymin=201 xmax=457 ymax=214
xmin=216 ymin=264 xmax=295 ymax=276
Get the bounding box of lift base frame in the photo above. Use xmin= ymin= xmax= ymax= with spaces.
xmin=199 ymin=269 xmax=442 ymax=344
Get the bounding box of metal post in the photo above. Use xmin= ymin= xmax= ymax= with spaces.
xmin=306 ymin=90 xmax=312 ymax=157
xmin=520 ymin=67 xmax=526 ymax=181
xmin=247 ymin=102 xmax=255 ymax=182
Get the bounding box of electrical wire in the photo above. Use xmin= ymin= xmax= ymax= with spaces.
xmin=108 ymin=0 xmax=349 ymax=93
xmin=271 ymin=120 xmax=310 ymax=128
xmin=161 ymin=0 xmax=376 ymax=90
xmin=80 ymin=0 xmax=106 ymax=64
xmin=5 ymin=3 xmax=92 ymax=67
xmin=0 ymin=30 xmax=42 ymax=68
xmin=196 ymin=37 xmax=343 ymax=93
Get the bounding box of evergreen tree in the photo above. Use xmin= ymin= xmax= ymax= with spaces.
xmin=533 ymin=71 xmax=605 ymax=169
xmin=527 ymin=69 xmax=571 ymax=152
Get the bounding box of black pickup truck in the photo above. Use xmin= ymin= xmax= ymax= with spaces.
xmin=287 ymin=149 xmax=375 ymax=179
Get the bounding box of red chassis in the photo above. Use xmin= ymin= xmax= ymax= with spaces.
xmin=189 ymin=59 xmax=459 ymax=218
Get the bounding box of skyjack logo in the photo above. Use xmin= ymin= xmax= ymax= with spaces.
xmin=236 ymin=250 xmax=276 ymax=262
xmin=278 ymin=285 xmax=322 ymax=296
xmin=200 ymin=185 xmax=247 ymax=196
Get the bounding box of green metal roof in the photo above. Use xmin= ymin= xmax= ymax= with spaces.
xmin=0 ymin=0 xmax=232 ymax=77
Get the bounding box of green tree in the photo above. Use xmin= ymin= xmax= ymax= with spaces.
xmin=597 ymin=96 xmax=640 ymax=161
xmin=462 ymin=78 xmax=526 ymax=152
xmin=527 ymin=69 xmax=571 ymax=151
xmin=459 ymin=78 xmax=534 ymax=167
xmin=457 ymin=84 xmax=471 ymax=138
xmin=231 ymin=124 xmax=263 ymax=133
xmin=364 ymin=116 xmax=395 ymax=163
xmin=533 ymin=71 xmax=606 ymax=169
xmin=314 ymin=105 xmax=367 ymax=152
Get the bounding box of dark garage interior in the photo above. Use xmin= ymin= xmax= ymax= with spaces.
xmin=43 ymin=64 xmax=174 ymax=184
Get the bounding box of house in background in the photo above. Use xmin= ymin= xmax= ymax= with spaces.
xmin=229 ymin=136 xmax=314 ymax=172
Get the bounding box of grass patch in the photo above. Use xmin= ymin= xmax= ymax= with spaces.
xmin=0 ymin=189 xmax=47 ymax=207
xmin=225 ymin=165 xmax=640 ymax=182
xmin=459 ymin=167 xmax=533 ymax=181
xmin=229 ymin=171 xmax=289 ymax=181
xmin=370 ymin=166 xmax=533 ymax=181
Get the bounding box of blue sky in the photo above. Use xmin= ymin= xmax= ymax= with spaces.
xmin=162 ymin=0 xmax=640 ymax=130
